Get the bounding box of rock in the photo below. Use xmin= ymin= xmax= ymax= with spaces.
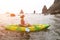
xmin=42 ymin=5 xmax=48 ymax=14
xmin=0 ymin=30 xmax=21 ymax=40
xmin=48 ymin=0 xmax=60 ymax=14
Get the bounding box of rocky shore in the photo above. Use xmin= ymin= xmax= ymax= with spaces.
xmin=0 ymin=29 xmax=22 ymax=40
xmin=0 ymin=26 xmax=30 ymax=40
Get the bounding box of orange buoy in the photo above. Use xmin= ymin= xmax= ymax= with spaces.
xmin=10 ymin=13 xmax=16 ymax=17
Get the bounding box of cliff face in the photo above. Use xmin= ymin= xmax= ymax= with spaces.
xmin=48 ymin=0 xmax=60 ymax=14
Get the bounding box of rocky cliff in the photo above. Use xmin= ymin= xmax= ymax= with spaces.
xmin=42 ymin=5 xmax=48 ymax=14
xmin=48 ymin=0 xmax=60 ymax=14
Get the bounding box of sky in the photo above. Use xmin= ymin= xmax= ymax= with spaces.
xmin=0 ymin=0 xmax=54 ymax=14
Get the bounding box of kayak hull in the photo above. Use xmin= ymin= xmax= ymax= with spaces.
xmin=5 ymin=24 xmax=50 ymax=32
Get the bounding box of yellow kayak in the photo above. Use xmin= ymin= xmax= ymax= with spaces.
xmin=5 ymin=24 xmax=50 ymax=32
